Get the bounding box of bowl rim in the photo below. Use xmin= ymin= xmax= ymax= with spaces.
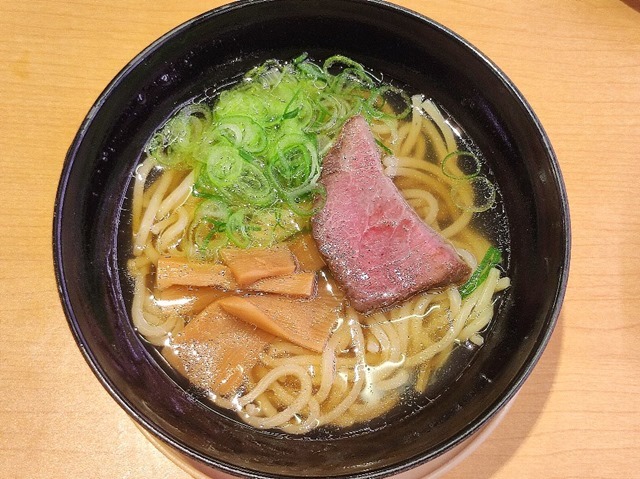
xmin=53 ymin=0 xmax=571 ymax=477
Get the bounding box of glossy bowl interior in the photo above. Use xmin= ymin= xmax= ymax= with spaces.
xmin=53 ymin=0 xmax=570 ymax=478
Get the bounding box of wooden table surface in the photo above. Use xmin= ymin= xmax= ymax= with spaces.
xmin=1 ymin=0 xmax=639 ymax=478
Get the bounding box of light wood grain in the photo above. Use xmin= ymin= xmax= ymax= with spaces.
xmin=1 ymin=1 xmax=639 ymax=478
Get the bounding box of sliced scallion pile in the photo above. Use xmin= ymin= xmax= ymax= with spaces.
xmin=145 ymin=53 xmax=411 ymax=256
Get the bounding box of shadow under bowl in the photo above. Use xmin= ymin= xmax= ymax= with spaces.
xmin=53 ymin=1 xmax=570 ymax=478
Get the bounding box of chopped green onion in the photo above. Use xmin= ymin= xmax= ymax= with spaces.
xmin=459 ymin=246 xmax=503 ymax=298
xmin=282 ymin=107 xmax=300 ymax=120
xmin=323 ymin=55 xmax=367 ymax=74
xmin=376 ymin=138 xmax=393 ymax=155
xmin=225 ymin=208 xmax=253 ymax=248
xmin=292 ymin=52 xmax=309 ymax=64
xmin=233 ymin=160 xmax=277 ymax=207
xmin=441 ymin=150 xmax=481 ymax=180
xmin=189 ymin=198 xmax=230 ymax=255
xmin=204 ymin=144 xmax=244 ymax=188
xmin=363 ymin=85 xmax=411 ymax=120
xmin=451 ymin=175 xmax=496 ymax=213
xmin=216 ymin=115 xmax=267 ymax=154
xmin=194 ymin=198 xmax=229 ymax=224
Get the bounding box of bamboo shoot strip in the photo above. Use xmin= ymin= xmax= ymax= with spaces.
xmin=218 ymin=294 xmax=342 ymax=353
xmin=164 ymin=302 xmax=275 ymax=396
xmin=247 ymin=272 xmax=317 ymax=298
xmin=287 ymin=232 xmax=326 ymax=272
xmin=220 ymin=246 xmax=296 ymax=286
xmin=156 ymin=256 xmax=237 ymax=290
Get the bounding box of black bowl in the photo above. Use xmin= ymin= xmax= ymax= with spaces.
xmin=53 ymin=0 xmax=570 ymax=477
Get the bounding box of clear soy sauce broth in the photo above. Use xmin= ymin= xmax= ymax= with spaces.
xmin=121 ymin=56 xmax=511 ymax=438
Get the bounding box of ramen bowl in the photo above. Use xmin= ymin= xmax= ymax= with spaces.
xmin=53 ymin=0 xmax=570 ymax=477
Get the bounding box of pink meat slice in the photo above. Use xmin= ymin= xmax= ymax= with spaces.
xmin=312 ymin=115 xmax=471 ymax=313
